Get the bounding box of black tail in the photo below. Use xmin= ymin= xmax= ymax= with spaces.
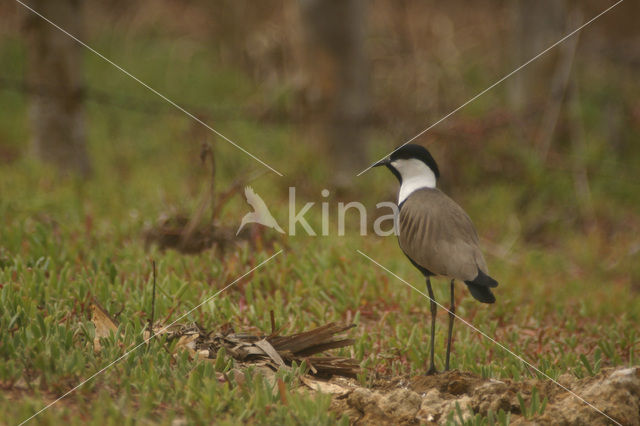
xmin=464 ymin=270 xmax=498 ymax=304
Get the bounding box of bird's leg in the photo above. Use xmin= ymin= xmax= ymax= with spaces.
xmin=426 ymin=277 xmax=437 ymax=375
xmin=445 ymin=279 xmax=455 ymax=371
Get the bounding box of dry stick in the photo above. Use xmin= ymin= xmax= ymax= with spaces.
xmin=179 ymin=142 xmax=215 ymax=251
xmin=270 ymin=310 xmax=276 ymax=335
xmin=178 ymin=161 xmax=265 ymax=251
xmin=277 ymin=378 xmax=287 ymax=405
xmin=205 ymin=142 xmax=217 ymax=225
xmin=147 ymin=260 xmax=157 ymax=350
xmin=211 ymin=170 xmax=269 ymax=220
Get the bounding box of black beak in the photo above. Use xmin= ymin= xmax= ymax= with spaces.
xmin=372 ymin=157 xmax=390 ymax=168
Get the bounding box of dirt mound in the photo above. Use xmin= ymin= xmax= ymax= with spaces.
xmin=304 ymin=367 xmax=640 ymax=425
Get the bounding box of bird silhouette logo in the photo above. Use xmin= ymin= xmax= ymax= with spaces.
xmin=236 ymin=186 xmax=285 ymax=235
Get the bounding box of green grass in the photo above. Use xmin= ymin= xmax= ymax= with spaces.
xmin=1 ymin=10 xmax=640 ymax=424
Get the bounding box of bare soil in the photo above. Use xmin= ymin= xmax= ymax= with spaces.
xmin=300 ymin=367 xmax=640 ymax=425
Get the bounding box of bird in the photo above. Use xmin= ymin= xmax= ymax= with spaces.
xmin=236 ymin=186 xmax=285 ymax=235
xmin=372 ymin=144 xmax=498 ymax=374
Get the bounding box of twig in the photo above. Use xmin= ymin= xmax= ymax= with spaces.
xmin=147 ymin=260 xmax=157 ymax=349
xmin=179 ymin=143 xmax=215 ymax=251
xmin=201 ymin=142 xmax=217 ymax=225
xmin=211 ymin=169 xmax=268 ymax=221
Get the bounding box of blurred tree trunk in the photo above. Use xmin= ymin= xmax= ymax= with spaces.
xmin=508 ymin=0 xmax=567 ymax=113
xmin=23 ymin=0 xmax=91 ymax=176
xmin=298 ymin=0 xmax=369 ymax=187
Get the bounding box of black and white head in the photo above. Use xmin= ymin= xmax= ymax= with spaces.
xmin=373 ymin=144 xmax=440 ymax=204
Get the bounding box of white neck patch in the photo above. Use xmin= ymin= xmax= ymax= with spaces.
xmin=391 ymin=158 xmax=437 ymax=204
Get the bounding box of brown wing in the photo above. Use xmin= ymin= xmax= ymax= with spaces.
xmin=398 ymin=188 xmax=487 ymax=281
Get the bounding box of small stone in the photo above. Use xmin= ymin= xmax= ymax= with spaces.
xmin=378 ymin=388 xmax=422 ymax=421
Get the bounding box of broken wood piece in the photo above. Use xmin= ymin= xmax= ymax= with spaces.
xmin=255 ymin=339 xmax=287 ymax=368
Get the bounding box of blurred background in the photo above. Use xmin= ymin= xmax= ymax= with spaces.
xmin=2 ymin=0 xmax=639 ymax=255
xmin=2 ymin=0 xmax=639 ymax=184
xmin=0 ymin=0 xmax=639 ymax=397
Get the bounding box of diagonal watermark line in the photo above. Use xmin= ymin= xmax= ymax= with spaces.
xmin=19 ymin=250 xmax=283 ymax=425
xmin=15 ymin=0 xmax=284 ymax=177
xmin=357 ymin=0 xmax=624 ymax=177
xmin=356 ymin=249 xmax=622 ymax=426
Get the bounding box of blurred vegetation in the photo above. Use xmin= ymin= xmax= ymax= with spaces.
xmin=0 ymin=0 xmax=639 ymax=423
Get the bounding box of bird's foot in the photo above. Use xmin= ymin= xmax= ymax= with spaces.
xmin=425 ymin=366 xmax=438 ymax=376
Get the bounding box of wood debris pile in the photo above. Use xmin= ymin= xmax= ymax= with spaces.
xmin=141 ymin=142 xmax=276 ymax=254
xmin=166 ymin=322 xmax=360 ymax=377
xmin=143 ymin=214 xmax=236 ymax=254
xmin=91 ymin=303 xmax=360 ymax=378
